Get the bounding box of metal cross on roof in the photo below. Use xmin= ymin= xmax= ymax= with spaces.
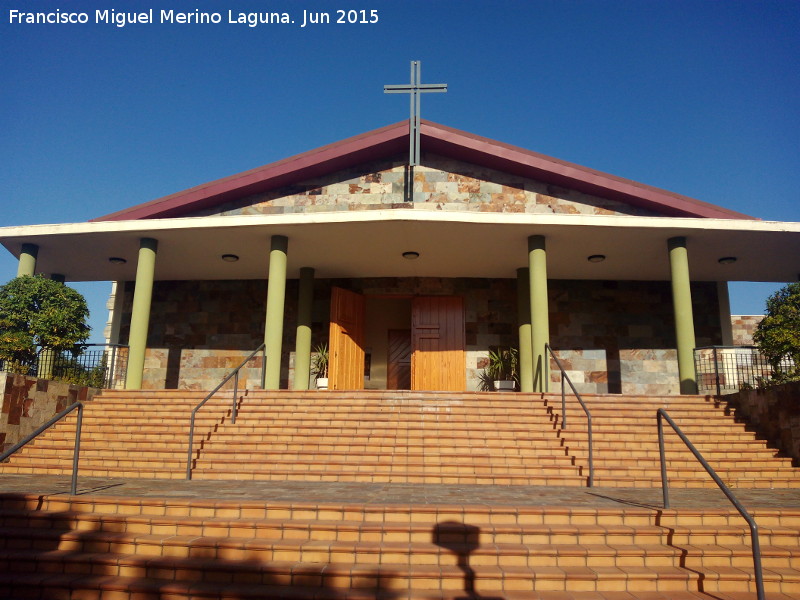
xmin=384 ymin=61 xmax=447 ymax=168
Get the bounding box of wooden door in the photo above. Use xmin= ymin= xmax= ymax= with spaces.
xmin=387 ymin=329 xmax=412 ymax=390
xmin=411 ymin=296 xmax=466 ymax=391
xmin=328 ymin=287 xmax=366 ymax=390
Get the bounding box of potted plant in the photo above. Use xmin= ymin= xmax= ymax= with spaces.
xmin=486 ymin=347 xmax=518 ymax=391
xmin=311 ymin=343 xmax=329 ymax=390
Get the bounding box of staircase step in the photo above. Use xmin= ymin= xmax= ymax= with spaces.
xmin=1 ymin=390 xmax=797 ymax=490
xmin=0 ymin=494 xmax=798 ymax=598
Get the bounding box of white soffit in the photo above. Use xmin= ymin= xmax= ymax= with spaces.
xmin=1 ymin=211 xmax=798 ymax=283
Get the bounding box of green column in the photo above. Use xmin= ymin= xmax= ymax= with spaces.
xmin=668 ymin=236 xmax=698 ymax=395
xmin=125 ymin=238 xmax=158 ymax=390
xmin=293 ymin=267 xmax=315 ymax=390
xmin=264 ymin=235 xmax=288 ymax=390
xmin=528 ymin=235 xmax=550 ymax=393
xmin=517 ymin=267 xmax=533 ymax=393
xmin=17 ymin=243 xmax=38 ymax=277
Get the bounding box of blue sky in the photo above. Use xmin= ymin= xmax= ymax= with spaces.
xmin=1 ymin=0 xmax=798 ymax=342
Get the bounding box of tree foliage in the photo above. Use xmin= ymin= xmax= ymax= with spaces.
xmin=0 ymin=275 xmax=90 ymax=367
xmin=753 ymin=282 xmax=800 ymax=383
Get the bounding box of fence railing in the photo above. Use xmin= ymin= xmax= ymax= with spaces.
xmin=694 ymin=345 xmax=794 ymax=395
xmin=545 ymin=344 xmax=594 ymax=487
xmin=0 ymin=344 xmax=128 ymax=389
xmin=186 ymin=344 xmax=266 ymax=480
xmin=0 ymin=344 xmax=128 ymax=388
xmin=657 ymin=408 xmax=764 ymax=600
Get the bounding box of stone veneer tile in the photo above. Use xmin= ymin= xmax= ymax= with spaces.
xmin=0 ymin=373 xmax=98 ymax=451
xmin=187 ymin=154 xmax=665 ymax=218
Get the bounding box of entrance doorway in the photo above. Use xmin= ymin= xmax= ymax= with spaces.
xmin=387 ymin=329 xmax=411 ymax=390
xmin=327 ymin=288 xmax=465 ymax=391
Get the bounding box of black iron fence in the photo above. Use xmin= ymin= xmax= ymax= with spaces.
xmin=0 ymin=344 xmax=128 ymax=389
xmin=694 ymin=345 xmax=794 ymax=395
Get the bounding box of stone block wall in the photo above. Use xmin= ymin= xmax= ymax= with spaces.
xmin=117 ymin=280 xmax=291 ymax=390
xmin=731 ymin=315 xmax=764 ymax=346
xmin=193 ymin=154 xmax=663 ymax=218
xmin=729 ymin=382 xmax=800 ymax=466
xmin=117 ymin=276 xmax=722 ymax=395
xmin=0 ymin=373 xmax=98 ymax=453
xmin=549 ymin=280 xmax=721 ymax=395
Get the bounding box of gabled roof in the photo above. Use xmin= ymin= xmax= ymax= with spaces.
xmin=94 ymin=120 xmax=754 ymax=222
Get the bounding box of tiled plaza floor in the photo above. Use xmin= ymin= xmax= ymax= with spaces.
xmin=1 ymin=474 xmax=798 ymax=510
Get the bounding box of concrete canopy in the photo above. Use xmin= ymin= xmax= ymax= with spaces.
xmin=1 ymin=211 xmax=798 ymax=284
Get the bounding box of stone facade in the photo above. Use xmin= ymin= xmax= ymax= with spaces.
xmin=731 ymin=314 xmax=764 ymax=346
xmin=117 ymin=280 xmax=274 ymax=390
xmin=729 ymin=382 xmax=800 ymax=466
xmin=116 ymin=277 xmax=722 ymax=395
xmin=0 ymin=373 xmax=98 ymax=452
xmin=193 ymin=154 xmax=662 ymax=218
xmin=549 ymin=280 xmax=721 ymax=395
xmin=111 ymin=157 xmax=726 ymax=394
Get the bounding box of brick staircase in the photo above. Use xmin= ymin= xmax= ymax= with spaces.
xmin=3 ymin=390 xmax=798 ymax=489
xmin=0 ymin=389 xmax=799 ymax=598
xmin=190 ymin=391 xmax=584 ymax=485
xmin=550 ymin=394 xmax=800 ymax=489
xmin=0 ymin=493 xmax=797 ymax=599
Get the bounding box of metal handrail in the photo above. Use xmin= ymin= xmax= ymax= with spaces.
xmin=544 ymin=344 xmax=593 ymax=487
xmin=657 ymin=408 xmax=764 ymax=600
xmin=0 ymin=402 xmax=84 ymax=494
xmin=186 ymin=344 xmax=266 ymax=480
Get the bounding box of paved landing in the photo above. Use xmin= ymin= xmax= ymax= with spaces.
xmin=1 ymin=474 xmax=799 ymax=510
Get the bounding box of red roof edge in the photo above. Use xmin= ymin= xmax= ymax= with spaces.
xmin=420 ymin=121 xmax=755 ymax=220
xmin=94 ymin=119 xmax=755 ymax=222
xmin=93 ymin=121 xmax=409 ymax=221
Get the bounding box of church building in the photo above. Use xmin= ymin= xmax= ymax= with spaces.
xmin=2 ymin=119 xmax=799 ymax=396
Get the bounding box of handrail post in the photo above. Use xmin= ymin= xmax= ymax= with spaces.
xmin=545 ymin=344 xmax=593 ymax=487
xmin=586 ymin=412 xmax=593 ymax=488
xmin=71 ymin=405 xmax=83 ymax=495
xmin=712 ymin=346 xmax=721 ymax=397
xmin=657 ymin=411 xmax=670 ymax=509
xmin=232 ymin=372 xmax=239 ymax=425
xmin=657 ymin=408 xmax=765 ymax=600
xmin=186 ymin=410 xmax=196 ymax=480
xmin=261 ymin=346 xmax=267 ymax=389
xmin=0 ymin=402 xmax=84 ymax=495
xmin=186 ymin=343 xmax=265 ymax=480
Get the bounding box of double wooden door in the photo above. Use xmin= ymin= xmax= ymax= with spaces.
xmin=328 ymin=287 xmax=465 ymax=391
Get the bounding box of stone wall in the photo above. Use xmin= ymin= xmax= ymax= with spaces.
xmin=192 ymin=154 xmax=662 ymax=218
xmin=730 ymin=315 xmax=764 ymax=346
xmin=117 ymin=280 xmax=280 ymax=390
xmin=117 ymin=277 xmax=722 ymax=395
xmin=549 ymin=280 xmax=721 ymax=395
xmin=728 ymin=382 xmax=800 ymax=466
xmin=0 ymin=373 xmax=98 ymax=453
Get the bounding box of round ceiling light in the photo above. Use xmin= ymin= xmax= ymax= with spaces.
xmin=108 ymin=257 xmax=127 ymax=265
xmin=402 ymin=251 xmax=420 ymax=260
xmin=718 ymin=256 xmax=737 ymax=265
xmin=221 ymin=254 xmax=240 ymax=262
xmin=587 ymin=254 xmax=606 ymax=263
